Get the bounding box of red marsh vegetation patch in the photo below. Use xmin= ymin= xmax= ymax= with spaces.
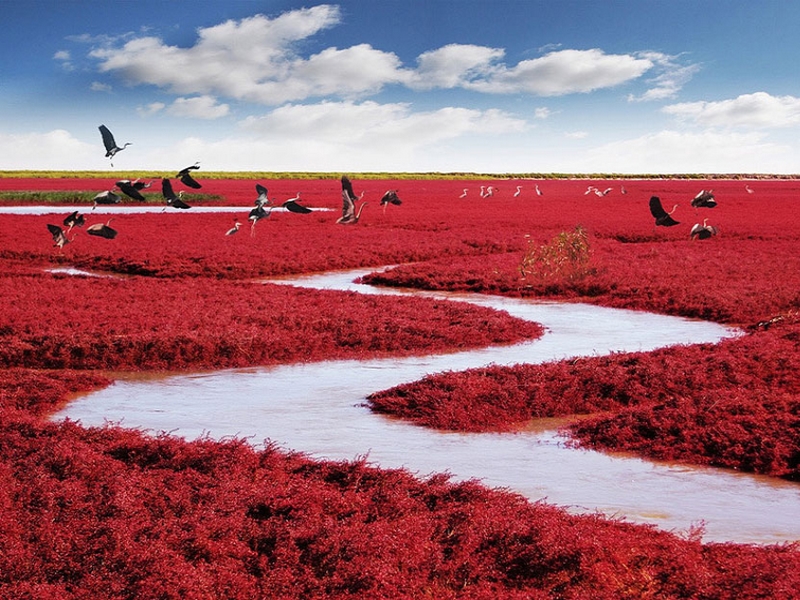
xmin=1 ymin=177 xmax=799 ymax=597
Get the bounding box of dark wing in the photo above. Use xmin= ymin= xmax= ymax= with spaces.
xmin=255 ymin=184 xmax=268 ymax=205
xmin=341 ymin=190 xmax=355 ymax=221
xmin=177 ymin=164 xmax=200 ymax=177
xmin=171 ymin=198 xmax=191 ymax=209
xmin=87 ymin=224 xmax=118 ymax=239
xmin=116 ymin=180 xmax=146 ymax=201
xmin=47 ymin=223 xmax=64 ymax=241
xmin=162 ymin=178 xmax=176 ymax=201
xmin=98 ymin=125 xmax=116 ymax=153
xmin=380 ymin=190 xmax=401 ymax=206
xmin=179 ymin=172 xmax=202 ymax=189
xmin=63 ymin=211 xmax=79 ymax=227
xmin=341 ymin=175 xmax=357 ymax=201
xmin=282 ymin=199 xmax=312 ymax=214
xmin=649 ymin=196 xmax=669 ymax=219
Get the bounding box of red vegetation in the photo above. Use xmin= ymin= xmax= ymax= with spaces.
xmin=1 ymin=176 xmax=799 ymax=597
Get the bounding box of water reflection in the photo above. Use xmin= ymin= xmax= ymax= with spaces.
xmin=54 ymin=267 xmax=800 ymax=544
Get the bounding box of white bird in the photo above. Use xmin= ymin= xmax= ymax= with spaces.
xmin=601 ymin=187 xmax=613 ymax=196
xmin=745 ymin=184 xmax=754 ymax=194
xmin=225 ymin=220 xmax=242 ymax=236
xmin=484 ymin=186 xmax=495 ymax=198
xmin=621 ymin=185 xmax=627 ymax=195
xmin=479 ymin=185 xmax=486 ymax=198
xmin=584 ymin=185 xmax=597 ymax=195
xmin=535 ymin=184 xmax=543 ymax=196
xmin=459 ymin=188 xmax=468 ymax=198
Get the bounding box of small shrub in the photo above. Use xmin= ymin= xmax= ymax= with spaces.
xmin=520 ymin=225 xmax=591 ymax=282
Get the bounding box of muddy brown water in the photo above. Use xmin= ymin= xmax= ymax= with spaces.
xmin=53 ymin=267 xmax=800 ymax=544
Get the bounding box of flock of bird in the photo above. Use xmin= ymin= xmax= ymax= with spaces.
xmin=650 ymin=188 xmax=723 ymax=240
xmin=47 ymin=125 xmax=404 ymax=248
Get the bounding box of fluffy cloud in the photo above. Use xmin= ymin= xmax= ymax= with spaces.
xmin=584 ymin=129 xmax=794 ymax=173
xmin=0 ymin=130 xmax=96 ymax=170
xmin=167 ymin=96 xmax=230 ymax=119
xmin=663 ymin=92 xmax=800 ymax=128
xmin=86 ymin=6 xmax=669 ymax=104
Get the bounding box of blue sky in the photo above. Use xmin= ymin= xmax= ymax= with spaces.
xmin=2 ymin=0 xmax=799 ymax=173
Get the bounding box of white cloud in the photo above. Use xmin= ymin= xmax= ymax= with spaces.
xmin=534 ymin=107 xmax=552 ymax=119
xmin=0 ymin=130 xmax=96 ymax=170
xmin=137 ymin=102 xmax=166 ymax=117
xmin=472 ymin=49 xmax=653 ymax=95
xmin=167 ymin=96 xmax=230 ymax=119
xmin=584 ymin=129 xmax=794 ymax=173
xmin=627 ymin=52 xmax=700 ymax=102
xmin=565 ymin=131 xmax=588 ymax=139
xmin=663 ymin=92 xmax=800 ymax=128
xmin=90 ymin=81 xmax=112 ymax=92
xmin=411 ymin=44 xmax=504 ymax=89
xmin=53 ymin=50 xmax=71 ymax=61
xmin=86 ymin=6 xmax=669 ymax=104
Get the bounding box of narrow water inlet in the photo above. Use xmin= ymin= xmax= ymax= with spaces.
xmin=54 ymin=267 xmax=800 ymax=545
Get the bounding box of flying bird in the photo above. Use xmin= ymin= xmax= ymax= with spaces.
xmin=248 ymin=204 xmax=271 ymax=235
xmin=691 ymin=189 xmax=717 ymax=209
xmin=282 ymin=193 xmax=312 ymax=214
xmin=63 ymin=210 xmax=85 ymax=232
xmin=255 ymin=183 xmax=269 ymax=207
xmin=98 ymin=125 xmax=130 ymax=166
xmin=225 ymin=220 xmax=242 ymax=236
xmin=177 ymin=163 xmax=202 ymax=189
xmin=115 ymin=180 xmax=146 ymax=201
xmin=162 ymin=178 xmax=191 ymax=210
xmin=690 ymin=218 xmax=719 ymax=240
xmin=338 ymin=175 xmax=366 ymax=224
xmin=47 ymin=224 xmax=73 ymax=249
xmin=379 ymin=189 xmax=402 ymax=213
xmin=649 ymin=196 xmax=679 ymax=227
xmin=93 ymin=189 xmax=121 ymax=206
xmin=87 ymin=218 xmax=118 ymax=239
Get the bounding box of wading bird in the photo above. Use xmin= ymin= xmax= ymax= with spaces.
xmin=162 ymin=178 xmax=191 ymax=210
xmin=93 ymin=189 xmax=121 ymax=206
xmin=621 ymin=185 xmax=627 ymax=194
xmin=691 ymin=189 xmax=716 ymax=209
xmin=63 ymin=210 xmax=85 ymax=232
xmin=115 ymin=180 xmax=146 ymax=201
xmin=649 ymin=196 xmax=679 ymax=228
xmin=177 ymin=163 xmax=202 ymax=189
xmin=98 ymin=124 xmax=130 ymax=166
xmin=745 ymin=184 xmax=754 ymax=194
xmin=513 ymin=186 xmax=522 ymax=197
xmin=248 ymin=204 xmax=271 ymax=235
xmin=225 ymin=220 xmax=242 ymax=236
xmin=379 ymin=189 xmax=402 ymax=214
xmin=47 ymin=224 xmax=73 ymax=248
xmin=690 ymin=218 xmax=718 ymax=240
xmin=87 ymin=218 xmax=118 ymax=239
xmin=535 ymin=184 xmax=543 ymax=196
xmin=338 ymin=175 xmax=366 ymax=224
xmin=459 ymin=188 xmax=468 ymax=198
xmin=255 ymin=183 xmax=269 ymax=207
xmin=282 ymin=193 xmax=312 ymax=214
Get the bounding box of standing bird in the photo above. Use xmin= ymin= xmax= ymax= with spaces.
xmin=115 ymin=180 xmax=146 ymax=201
xmin=535 ymin=184 xmax=543 ymax=196
xmin=690 ymin=218 xmax=719 ymax=240
xmin=691 ymin=189 xmax=716 ymax=209
xmin=379 ymin=189 xmax=402 ymax=214
xmin=459 ymin=188 xmax=468 ymax=198
xmin=98 ymin=125 xmax=130 ymax=166
xmin=513 ymin=185 xmax=522 ymax=197
xmin=745 ymin=184 xmax=754 ymax=194
xmin=63 ymin=210 xmax=85 ymax=232
xmin=47 ymin=224 xmax=73 ymax=248
xmin=282 ymin=192 xmax=312 ymax=214
xmin=338 ymin=175 xmax=367 ymax=224
xmin=87 ymin=218 xmax=118 ymax=239
xmin=225 ymin=220 xmax=242 ymax=236
xmin=649 ymin=196 xmax=680 ymax=228
xmin=177 ymin=163 xmax=202 ymax=189
xmin=162 ymin=178 xmax=191 ymax=210
xmin=484 ymin=186 xmax=495 ymax=197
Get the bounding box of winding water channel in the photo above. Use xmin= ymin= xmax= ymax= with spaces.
xmin=54 ymin=267 xmax=800 ymax=545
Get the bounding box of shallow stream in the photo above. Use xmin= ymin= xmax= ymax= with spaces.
xmin=54 ymin=267 xmax=800 ymax=544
